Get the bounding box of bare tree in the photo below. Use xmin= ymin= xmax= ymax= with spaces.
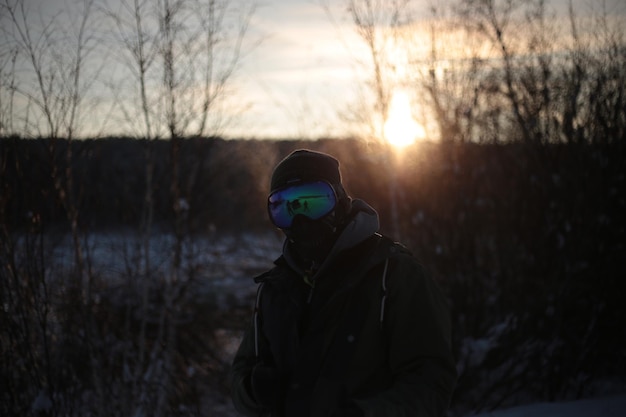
xmin=574 ymin=0 xmax=626 ymax=144
xmin=0 ymin=46 xmax=19 ymax=136
xmin=330 ymin=0 xmax=417 ymax=239
xmin=101 ymin=1 xmax=256 ymax=415
xmin=0 ymin=0 xmax=105 ymax=292
xmin=0 ymin=2 xmax=108 ymax=414
xmin=408 ymin=5 xmax=485 ymax=143
xmin=453 ymin=0 xmax=536 ymax=142
xmin=322 ymin=0 xmax=412 ymax=141
xmin=1 ymin=0 xmax=105 ymax=139
xmin=452 ymin=0 xmax=626 ymax=144
xmin=2 ymin=0 xmax=257 ymax=414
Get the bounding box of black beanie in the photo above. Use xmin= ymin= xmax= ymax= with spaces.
xmin=270 ymin=149 xmax=342 ymax=192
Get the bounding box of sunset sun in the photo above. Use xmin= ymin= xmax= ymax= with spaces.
xmin=383 ymin=90 xmax=426 ymax=147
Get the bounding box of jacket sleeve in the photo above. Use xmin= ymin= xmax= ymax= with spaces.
xmin=230 ymin=320 xmax=264 ymax=417
xmin=354 ymin=254 xmax=457 ymax=417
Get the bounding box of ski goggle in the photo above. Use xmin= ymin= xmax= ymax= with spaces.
xmin=268 ymin=181 xmax=337 ymax=229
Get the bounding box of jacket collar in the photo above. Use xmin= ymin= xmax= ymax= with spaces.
xmin=282 ymin=199 xmax=380 ymax=280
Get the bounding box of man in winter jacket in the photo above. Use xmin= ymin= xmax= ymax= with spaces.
xmin=230 ymin=149 xmax=456 ymax=417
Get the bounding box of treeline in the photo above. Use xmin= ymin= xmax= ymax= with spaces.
xmin=3 ymin=137 xmax=278 ymax=233
xmin=1 ymin=136 xmax=625 ymax=415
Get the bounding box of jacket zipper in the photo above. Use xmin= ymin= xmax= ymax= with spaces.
xmin=303 ymin=262 xmax=317 ymax=304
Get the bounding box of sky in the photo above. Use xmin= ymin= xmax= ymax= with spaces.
xmin=30 ymin=0 xmax=364 ymax=140
xmin=227 ymin=0 xmax=626 ymax=140
xmin=7 ymin=0 xmax=626 ymax=140
xmin=231 ymin=0 xmax=368 ymax=139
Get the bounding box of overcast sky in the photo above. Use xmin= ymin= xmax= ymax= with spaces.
xmin=232 ymin=0 xmax=362 ymax=139
xmin=234 ymin=0 xmax=625 ymax=139
xmin=9 ymin=0 xmax=626 ymax=140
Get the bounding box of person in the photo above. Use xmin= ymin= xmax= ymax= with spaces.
xmin=230 ymin=149 xmax=457 ymax=417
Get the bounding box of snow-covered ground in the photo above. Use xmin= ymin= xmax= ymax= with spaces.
xmin=207 ymin=393 xmax=626 ymax=417
xmin=37 ymin=230 xmax=285 ymax=308
xmin=469 ymin=394 xmax=626 ymax=417
xmin=202 ymin=393 xmax=626 ymax=417
xmin=16 ymin=231 xmax=625 ymax=417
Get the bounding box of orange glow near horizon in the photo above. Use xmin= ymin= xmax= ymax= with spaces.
xmin=384 ymin=90 xmax=426 ymax=148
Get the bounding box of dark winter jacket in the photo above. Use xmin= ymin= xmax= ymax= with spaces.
xmin=230 ymin=200 xmax=457 ymax=417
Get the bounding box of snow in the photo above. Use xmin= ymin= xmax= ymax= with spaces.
xmin=192 ymin=394 xmax=626 ymax=417
xmin=203 ymin=393 xmax=626 ymax=417
xmin=468 ymin=395 xmax=626 ymax=417
xmin=35 ymin=230 xmax=284 ymax=308
xmin=12 ymin=231 xmax=624 ymax=417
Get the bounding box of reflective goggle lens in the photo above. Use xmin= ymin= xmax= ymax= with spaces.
xmin=268 ymin=181 xmax=337 ymax=228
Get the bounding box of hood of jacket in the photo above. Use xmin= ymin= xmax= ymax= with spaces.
xmin=282 ymin=198 xmax=380 ymax=280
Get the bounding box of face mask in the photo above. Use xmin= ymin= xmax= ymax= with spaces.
xmin=284 ymin=214 xmax=338 ymax=263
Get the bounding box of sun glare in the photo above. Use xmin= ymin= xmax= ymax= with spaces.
xmin=384 ymin=90 xmax=426 ymax=147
